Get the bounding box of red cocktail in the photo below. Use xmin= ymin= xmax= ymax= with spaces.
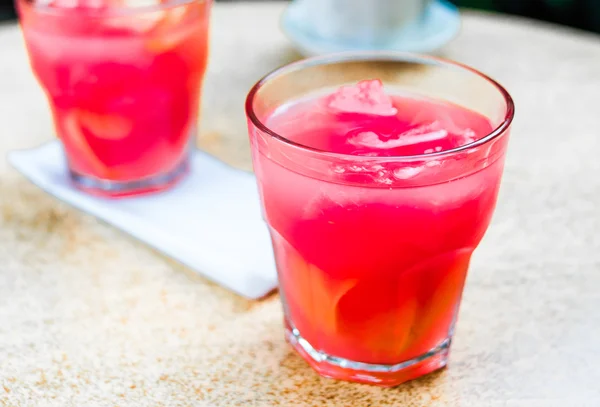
xmin=246 ymin=54 xmax=514 ymax=386
xmin=18 ymin=0 xmax=211 ymax=197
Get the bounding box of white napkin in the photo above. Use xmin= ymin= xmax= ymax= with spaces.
xmin=8 ymin=141 xmax=278 ymax=299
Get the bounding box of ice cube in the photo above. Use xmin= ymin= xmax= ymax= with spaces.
xmin=419 ymin=110 xmax=480 ymax=147
xmin=100 ymin=0 xmax=162 ymax=7
xmin=424 ymin=146 xmax=444 ymax=154
xmin=330 ymin=161 xmax=396 ymax=185
xmin=101 ymin=0 xmax=177 ymax=33
xmin=81 ymin=0 xmax=104 ymax=7
xmin=47 ymin=0 xmax=151 ymax=8
xmin=327 ymin=79 xmax=398 ymax=116
xmin=120 ymin=0 xmax=161 ymax=6
xmin=103 ymin=11 xmax=163 ymax=33
xmin=50 ymin=0 xmax=78 ymax=7
xmin=348 ymin=124 xmax=448 ymax=150
xmin=144 ymin=7 xmax=194 ymax=51
xmin=393 ymin=166 xmax=425 ymax=179
xmin=460 ymin=129 xmax=477 ymax=145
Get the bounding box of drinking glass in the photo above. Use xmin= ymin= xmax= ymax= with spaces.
xmin=17 ymin=0 xmax=212 ymax=197
xmin=245 ymin=52 xmax=514 ymax=386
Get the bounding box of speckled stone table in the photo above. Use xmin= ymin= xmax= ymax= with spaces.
xmin=1 ymin=2 xmax=600 ymax=406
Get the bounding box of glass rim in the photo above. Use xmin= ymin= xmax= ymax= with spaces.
xmin=245 ymin=51 xmax=515 ymax=161
xmin=18 ymin=0 xmax=209 ymax=17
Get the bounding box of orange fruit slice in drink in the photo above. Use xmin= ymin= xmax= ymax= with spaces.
xmin=403 ymin=248 xmax=473 ymax=359
xmin=277 ymin=243 xmax=356 ymax=339
xmin=333 ymin=277 xmax=419 ymax=364
xmin=61 ymin=112 xmax=113 ymax=178
xmin=76 ymin=110 xmax=133 ymax=140
xmin=145 ymin=1 xmax=210 ymax=53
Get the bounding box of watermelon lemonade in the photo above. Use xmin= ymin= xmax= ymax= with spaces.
xmin=246 ymin=54 xmax=514 ymax=386
xmin=18 ymin=0 xmax=211 ymax=197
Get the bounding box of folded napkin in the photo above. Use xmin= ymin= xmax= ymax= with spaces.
xmin=8 ymin=141 xmax=278 ymax=299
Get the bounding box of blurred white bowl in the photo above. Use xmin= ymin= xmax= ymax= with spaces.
xmin=292 ymin=0 xmax=429 ymax=46
xmin=282 ymin=0 xmax=461 ymax=56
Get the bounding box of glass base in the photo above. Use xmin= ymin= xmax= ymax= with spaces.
xmin=285 ymin=321 xmax=451 ymax=387
xmin=69 ymin=155 xmax=190 ymax=198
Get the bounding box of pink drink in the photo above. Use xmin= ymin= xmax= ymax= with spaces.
xmin=247 ymin=55 xmax=513 ymax=386
xmin=18 ymin=0 xmax=211 ymax=197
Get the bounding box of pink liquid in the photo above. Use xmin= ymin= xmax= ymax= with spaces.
xmin=252 ymin=80 xmax=508 ymax=384
xmin=18 ymin=0 xmax=211 ymax=195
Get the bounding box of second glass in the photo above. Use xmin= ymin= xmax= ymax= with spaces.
xmin=17 ymin=0 xmax=212 ymax=197
xmin=246 ymin=53 xmax=514 ymax=386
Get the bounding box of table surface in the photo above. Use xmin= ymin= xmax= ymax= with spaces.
xmin=2 ymin=2 xmax=600 ymax=406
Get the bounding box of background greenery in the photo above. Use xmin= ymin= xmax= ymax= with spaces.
xmin=451 ymin=0 xmax=600 ymax=33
